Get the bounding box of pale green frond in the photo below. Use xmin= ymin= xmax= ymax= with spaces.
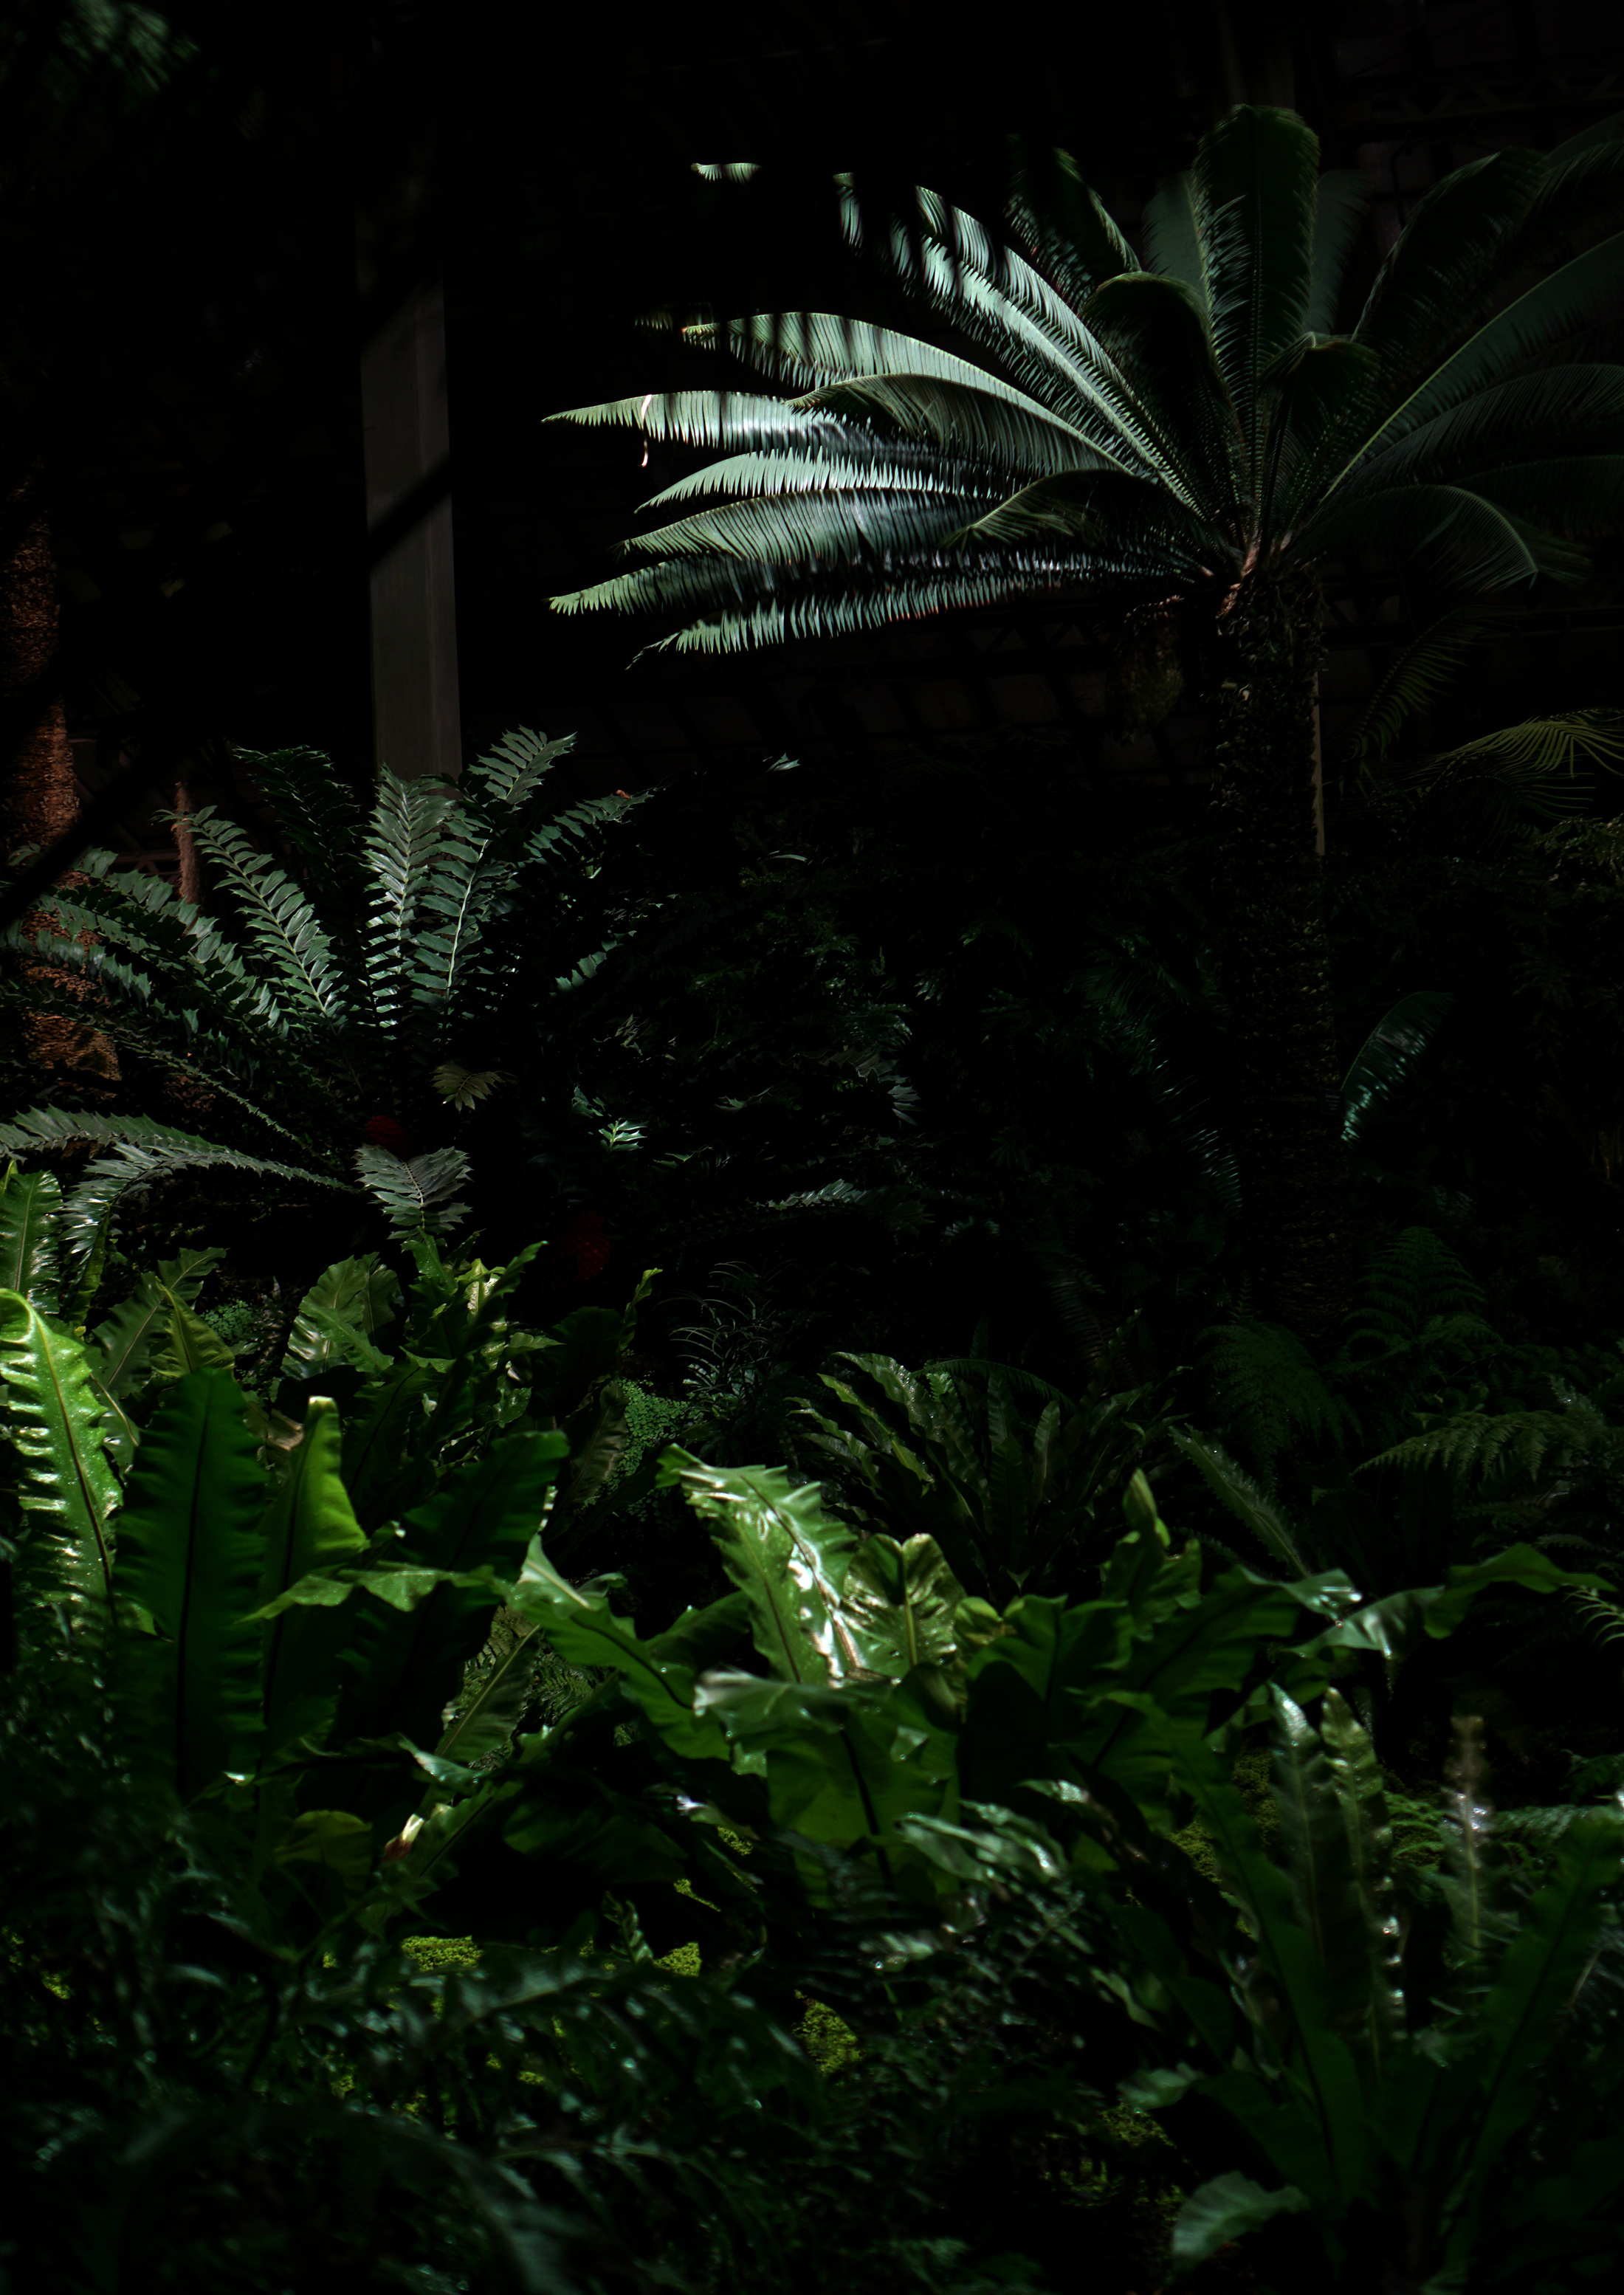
xmin=639 ymin=441 xmax=1018 ymax=509
xmin=615 ymin=486 xmax=990 ymax=567
xmin=608 ymin=553 xmax=1163 ymax=658
xmin=1307 ymin=171 xmax=1371 ymax=334
xmin=870 ymin=235 xmax=1182 ymax=487
xmin=1192 ymin=105 xmax=1321 ymax=478
xmin=462 ymin=725 xmax=576 ymax=813
xmin=1425 ymin=708 xmax=1624 ymax=777
xmin=544 ymin=388 xmax=883 ymax=451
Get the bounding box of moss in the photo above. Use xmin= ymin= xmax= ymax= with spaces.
xmin=795 ymin=1994 xmax=861 ymax=2075
xmin=401 ymin=1935 xmax=482 ymax=1974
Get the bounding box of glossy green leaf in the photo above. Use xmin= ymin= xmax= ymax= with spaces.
xmin=509 ymin=1535 xmax=726 ymax=1762
xmin=256 ymin=1397 xmax=368 ymax=1757
xmin=1171 ymin=2173 xmax=1309 ymax=2271
xmin=836 ymin=1532 xmax=964 ymax=1676
xmin=281 ymin=1254 xmax=400 ymax=1382
xmin=659 ymin=1448 xmax=862 ymax=1684
xmin=0 ymin=1165 xmax=61 ymax=1309
xmin=114 ymin=1369 xmax=266 ymax=1800
xmin=89 ymin=1245 xmax=223 ymax=1399
xmin=0 ymin=1287 xmax=120 ymax=1608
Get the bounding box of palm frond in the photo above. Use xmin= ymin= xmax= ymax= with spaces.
xmin=1192 ymin=104 xmax=1320 ymax=479
xmin=1005 ymin=144 xmax=1139 ymax=308
xmin=1366 ymin=233 xmax=1624 ymax=458
xmin=1298 ymin=481 xmax=1585 ymax=592
xmin=1352 ymin=148 xmax=1544 ymax=382
xmin=1141 ymin=171 xmax=1210 ymax=314
xmin=1077 ymin=272 xmax=1243 ymax=517
xmin=1344 ymin=604 xmax=1510 ymax=761
xmin=1307 ymin=171 xmax=1371 ymax=334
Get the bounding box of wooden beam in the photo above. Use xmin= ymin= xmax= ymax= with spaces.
xmin=359 ymin=278 xmax=462 ymax=780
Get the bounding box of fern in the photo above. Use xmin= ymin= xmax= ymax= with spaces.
xmin=354 ymin=1146 xmax=472 ymax=1239
xmin=1 ymin=730 xmax=630 ymax=1250
xmin=1206 ymin=1320 xmax=1359 ymax=1479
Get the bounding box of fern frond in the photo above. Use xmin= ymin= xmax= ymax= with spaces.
xmin=1363 ymin=1408 xmax=1588 ymax=1487
xmin=354 ymin=1145 xmax=471 ymax=1238
xmin=0 ymin=1110 xmax=350 ymax=1269
xmin=164 ymin=805 xmax=352 ymax=1030
xmin=1206 ymin=1320 xmax=1358 ymax=1476
xmin=362 ymin=770 xmax=455 ymax=1043
xmin=0 ymin=1166 xmax=62 ymax=1310
xmin=237 ymin=744 xmax=365 ymax=900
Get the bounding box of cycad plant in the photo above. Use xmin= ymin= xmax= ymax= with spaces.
xmin=0 ymin=731 xmax=631 ymax=1265
xmin=551 ymin=106 xmax=1624 ymax=1329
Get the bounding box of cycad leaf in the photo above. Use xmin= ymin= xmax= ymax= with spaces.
xmin=657 ymin=1447 xmax=862 ymax=1685
xmin=0 ymin=1290 xmax=120 ymax=1608
xmin=114 ymin=1369 xmax=267 ymax=1800
xmin=1341 ymin=991 xmax=1454 ymax=1144
xmin=1307 ymin=171 xmax=1370 ymax=334
xmin=0 ymin=1165 xmax=61 ymax=1309
xmin=1192 ymin=104 xmax=1320 ymax=476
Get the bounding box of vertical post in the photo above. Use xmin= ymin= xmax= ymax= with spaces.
xmin=359 ymin=278 xmax=462 ymax=781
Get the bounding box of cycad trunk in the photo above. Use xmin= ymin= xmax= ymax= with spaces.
xmin=1208 ymin=568 xmax=1352 ymax=1334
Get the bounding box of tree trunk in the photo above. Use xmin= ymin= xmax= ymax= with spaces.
xmin=1 ymin=481 xmax=119 ymax=1080
xmin=1208 ymin=567 xmax=1352 ymax=1335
